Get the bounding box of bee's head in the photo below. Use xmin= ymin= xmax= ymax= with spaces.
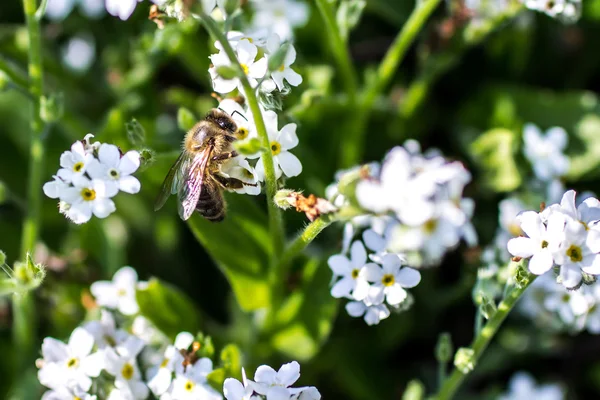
xmin=205 ymin=108 xmax=237 ymax=134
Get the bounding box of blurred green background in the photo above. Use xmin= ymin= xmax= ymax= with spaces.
xmin=3 ymin=0 xmax=600 ymax=399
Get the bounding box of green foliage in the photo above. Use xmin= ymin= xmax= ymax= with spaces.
xmin=136 ymin=277 xmax=201 ymax=340
xmin=187 ymin=194 xmax=272 ymax=311
xmin=470 ymin=128 xmax=521 ymax=192
xmin=207 ymin=344 xmax=243 ymax=391
xmin=177 ymin=107 xmax=197 ymax=132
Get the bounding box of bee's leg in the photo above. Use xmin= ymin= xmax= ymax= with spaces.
xmin=213 ymin=175 xmax=245 ymax=189
xmin=212 ymin=151 xmax=239 ymax=161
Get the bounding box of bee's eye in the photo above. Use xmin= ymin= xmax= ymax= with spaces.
xmin=216 ymin=117 xmax=236 ymax=132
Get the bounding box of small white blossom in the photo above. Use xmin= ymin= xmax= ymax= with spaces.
xmin=38 ymin=328 xmax=103 ymax=392
xmin=147 ymin=332 xmax=194 ymax=397
xmin=365 ymin=254 xmax=421 ymax=306
xmin=327 ymin=241 xmax=371 ymax=301
xmin=209 ymin=39 xmax=268 ymax=94
xmin=499 ymin=371 xmax=564 ymax=400
xmin=57 ymin=140 xmax=94 ymax=183
xmin=251 ymin=0 xmax=309 ymax=40
xmin=169 ymin=357 xmax=223 ymax=400
xmin=251 ymin=361 xmax=320 ymax=400
xmin=345 ymin=301 xmax=390 ymax=326
xmin=90 ymin=266 xmax=143 ymax=315
xmin=83 ymin=309 xmax=131 ymax=349
xmin=42 ymin=382 xmax=97 ymax=400
xmin=104 ymin=340 xmax=149 ymax=400
xmin=60 ymin=177 xmax=117 ymax=224
xmin=105 ymin=0 xmax=142 ymax=20
xmin=266 ymin=34 xmax=302 ymax=90
xmin=522 ymin=123 xmax=569 ymax=181
xmin=220 ymin=157 xmax=261 ymax=195
xmin=87 ymin=144 xmax=141 ymax=194
xmin=223 ymin=369 xmax=258 ymax=400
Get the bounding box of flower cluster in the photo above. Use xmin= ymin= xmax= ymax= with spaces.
xmin=216 ymin=98 xmax=302 ymax=190
xmin=37 ymin=266 xmax=320 ymax=400
xmin=328 ymin=241 xmax=421 ymax=326
xmin=523 ymin=0 xmax=581 ymax=22
xmin=507 ymin=190 xmax=600 ymax=289
xmin=43 ymin=135 xmax=141 ymax=224
xmin=223 ymin=361 xmax=320 ymax=400
xmin=498 ymin=371 xmax=565 ymax=400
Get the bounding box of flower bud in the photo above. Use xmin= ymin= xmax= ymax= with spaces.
xmin=13 ymin=254 xmax=46 ymax=292
xmin=139 ymin=148 xmax=156 ymax=171
xmin=177 ymin=107 xmax=197 ymax=131
xmin=194 ymin=332 xmax=215 ymax=358
xmin=40 ymin=92 xmax=64 ymax=123
xmin=480 ymin=298 xmax=497 ymax=320
xmin=514 ymin=263 xmax=531 ymax=289
xmin=274 ymin=189 xmax=297 ymax=209
xmin=215 ymin=65 xmax=239 ymax=80
xmin=454 ymin=347 xmax=475 ymax=374
xmin=401 ymin=380 xmax=424 ymax=400
xmin=233 ymin=137 xmax=264 ymax=156
xmin=268 ymin=43 xmax=291 ymax=73
xmin=126 ymin=118 xmax=146 ymax=145
xmin=435 ymin=332 xmax=453 ymax=364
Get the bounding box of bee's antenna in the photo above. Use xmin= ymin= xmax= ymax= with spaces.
xmin=231 ymin=110 xmax=248 ymax=122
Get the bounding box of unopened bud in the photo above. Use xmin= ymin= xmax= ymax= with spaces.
xmin=194 ymin=333 xmax=215 ymax=358
xmin=274 ymin=189 xmax=297 ymax=209
xmin=268 ymin=43 xmax=291 ymax=73
xmin=401 ymin=380 xmax=424 ymax=400
xmin=139 ymin=148 xmax=156 ymax=171
xmin=480 ymin=299 xmax=497 ymax=320
xmin=582 ymin=271 xmax=597 ymax=286
xmin=233 ymin=137 xmax=264 ymax=156
xmin=40 ymin=92 xmax=64 ymax=123
xmin=215 ymin=65 xmax=239 ymax=80
xmin=435 ymin=332 xmax=453 ymax=364
xmin=177 ymin=107 xmax=196 ymax=132
xmin=514 ymin=264 xmax=531 ymax=289
xmin=454 ymin=347 xmax=475 ymax=374
xmin=126 ymin=118 xmax=146 ymax=145
xmin=13 ymin=253 xmax=46 ymax=291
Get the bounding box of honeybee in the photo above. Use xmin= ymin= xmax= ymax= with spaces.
xmin=154 ymin=108 xmax=252 ymax=221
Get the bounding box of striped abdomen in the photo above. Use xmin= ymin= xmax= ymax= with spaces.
xmin=195 ymin=181 xmax=225 ymax=222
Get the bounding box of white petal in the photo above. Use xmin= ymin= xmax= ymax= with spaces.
xmin=345 ymin=301 xmax=366 ymax=317
xmin=277 ymin=361 xmax=300 ymax=386
xmin=254 ymin=365 xmax=277 ymax=385
xmin=364 ymin=263 xmax=383 ymax=282
xmin=114 ymin=266 xmax=138 ymax=287
xmin=277 ymin=151 xmax=302 ymax=177
xmin=381 ymin=254 xmax=401 ymax=274
xmin=278 ymin=123 xmax=299 ymax=150
xmin=236 ymin=39 xmax=258 ymax=65
xmin=267 ymin=386 xmax=292 ymax=400
xmin=328 ymin=255 xmax=351 ymax=276
xmin=118 ymin=297 xmax=139 ymax=315
xmin=518 ymin=211 xmax=543 ymax=240
xmin=367 ymin=285 xmax=385 ymax=305
xmin=283 ymin=68 xmax=302 ymax=86
xmin=118 ymin=175 xmax=141 ymax=194
xmin=248 ymin=57 xmax=268 ymax=79
xmin=362 ymin=229 xmax=385 ymax=252
xmin=507 ymin=237 xmax=536 ymax=258
xmin=81 ymin=350 xmax=104 ymax=377
xmin=350 ymin=241 xmax=367 ymax=267
xmin=385 ymin=284 xmax=407 ymax=305
xmin=175 ymin=332 xmax=194 ymax=349
xmin=86 ymin=159 xmax=106 ymax=179
xmin=396 ymin=267 xmax=421 ymax=288
xmin=559 ymin=265 xmax=582 ymax=289
xmin=559 ymin=190 xmax=578 ymax=219
xmin=331 ymin=277 xmax=354 ymax=298
xmin=223 ymin=378 xmax=246 ymax=400
xmin=352 ymin=279 xmax=370 ymax=301
xmin=527 ymin=251 xmax=554 ymax=275
xmin=581 ymin=253 xmax=600 ymax=275
xmin=119 ymin=150 xmax=141 ymax=175
xmin=90 ymin=281 xmax=119 ymax=308
xmin=355 ymin=181 xmax=387 ymax=213
xmin=98 ymin=144 xmax=121 ymax=167
xmin=67 ymin=201 xmax=93 ymax=224
xmin=42 ymin=338 xmax=69 ymax=362
xmin=69 ymin=327 xmax=94 ymax=358
xmin=91 ymin=198 xmax=116 ymax=219
xmin=43 ymin=180 xmax=66 ymax=199
xmin=546 ymin=127 xmax=568 ymax=150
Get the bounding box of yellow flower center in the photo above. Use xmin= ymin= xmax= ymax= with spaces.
xmin=74 ymin=397 xmax=82 ymax=400
xmin=240 ymin=63 xmax=249 ymax=75
xmin=121 ymin=362 xmax=134 ymax=380
xmin=236 ymin=127 xmax=249 ymax=139
xmin=424 ymin=219 xmax=437 ymax=234
xmin=108 ymin=168 xmax=120 ymax=179
xmin=117 ymin=288 xmax=127 ymax=297
xmin=243 ymin=169 xmax=254 ymax=179
xmin=278 ymin=64 xmax=285 ymax=72
xmin=508 ymin=223 xmax=523 ymax=237
xmin=160 ymin=358 xmax=170 ymax=368
xmin=541 ymin=240 xmax=549 ymax=249
xmin=184 ymin=380 xmax=195 ymax=392
xmin=73 ymin=162 xmax=84 ymax=172
xmin=566 ymin=245 xmax=583 ymax=262
xmin=80 ymin=188 xmax=96 ymax=201
xmin=270 ymin=141 xmax=282 ymax=155
xmin=104 ymin=335 xmax=117 ymax=347
xmin=351 ymin=269 xmax=359 ymax=279
xmin=382 ymin=274 xmax=395 ymax=287
xmin=66 ymin=357 xmax=79 ymax=368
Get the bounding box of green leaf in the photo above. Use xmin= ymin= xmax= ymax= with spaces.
xmin=136 ymin=277 xmax=201 ymax=340
xmin=271 ymin=258 xmax=338 ymax=361
xmin=567 ymin=114 xmax=600 ymax=180
xmin=336 ymin=0 xmax=367 ymax=41
xmin=206 ymin=344 xmax=243 ymax=392
xmin=187 ymin=194 xmax=271 ymax=311
xmin=206 ymin=368 xmax=226 ymax=393
xmin=470 ymin=128 xmax=521 ymax=192
xmin=177 ymin=107 xmax=197 ymax=132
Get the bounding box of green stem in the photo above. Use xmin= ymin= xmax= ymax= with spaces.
xmin=341 ymin=0 xmax=441 ymax=167
xmin=279 ymin=217 xmax=332 ymax=271
xmin=314 ymin=0 xmax=358 ymax=102
xmin=435 ymin=272 xmax=536 ymax=400
xmin=195 ymin=13 xmax=285 ymax=265
xmin=0 ymin=56 xmax=30 ymax=88
xmin=15 ymin=0 xmax=45 ymax=366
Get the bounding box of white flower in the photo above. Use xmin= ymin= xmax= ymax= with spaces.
xmin=57 ymin=140 xmax=94 ymax=183
xmin=365 ymin=254 xmax=421 ymax=306
xmin=266 ymin=34 xmax=302 ymax=90
xmin=498 ymin=371 xmax=564 ymax=400
xmin=104 ymin=340 xmax=148 ymax=400
xmin=90 ymin=266 xmax=142 ymax=315
xmin=345 ymin=301 xmax=390 ymax=326
xmin=170 ymin=358 xmax=222 ymax=400
xmin=252 ymin=361 xmax=320 ymax=400
xmin=105 ymin=0 xmax=142 ymax=20
xmin=147 ymin=332 xmax=194 ymax=397
xmin=507 ymin=211 xmax=566 ymax=275
xmin=42 ymin=382 xmax=97 ymax=400
xmin=223 ymin=369 xmax=258 ymax=400
xmin=542 ymin=190 xmax=600 ymax=230
xmin=543 ymin=285 xmax=589 ymax=324
xmin=220 ymin=157 xmax=261 ymax=195
xmin=327 ymin=241 xmax=371 ymax=301
xmin=522 ymin=123 xmax=569 ymax=181
xmin=251 ymin=0 xmax=309 ymax=40
xmin=554 ymin=218 xmax=600 ymax=288
xmin=253 ymin=111 xmax=302 ymax=180
xmin=43 ymin=175 xmax=71 ymax=199
xmin=209 ymin=39 xmax=268 ymax=94
xmin=60 ymin=177 xmax=117 ymax=224
xmin=499 ymin=197 xmax=527 ymax=237
xmin=87 ymin=144 xmax=141 ymax=194
xmin=83 ymin=309 xmax=131 ymax=349
xmin=38 ymin=328 xmax=103 ymax=391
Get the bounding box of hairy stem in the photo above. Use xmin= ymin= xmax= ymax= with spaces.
xmin=279 ymin=217 xmax=332 ymax=271
xmin=340 ymin=0 xmax=442 ymax=167
xmin=314 ymin=0 xmax=358 ymax=103
xmin=196 ymin=13 xmax=285 ymax=291
xmin=17 ymin=0 xmax=45 ymax=365
xmin=435 ymin=271 xmax=536 ymax=400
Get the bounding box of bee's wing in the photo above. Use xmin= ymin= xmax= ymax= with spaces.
xmin=154 ymin=152 xmax=187 ymax=211
xmin=178 ymin=147 xmax=213 ymax=221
